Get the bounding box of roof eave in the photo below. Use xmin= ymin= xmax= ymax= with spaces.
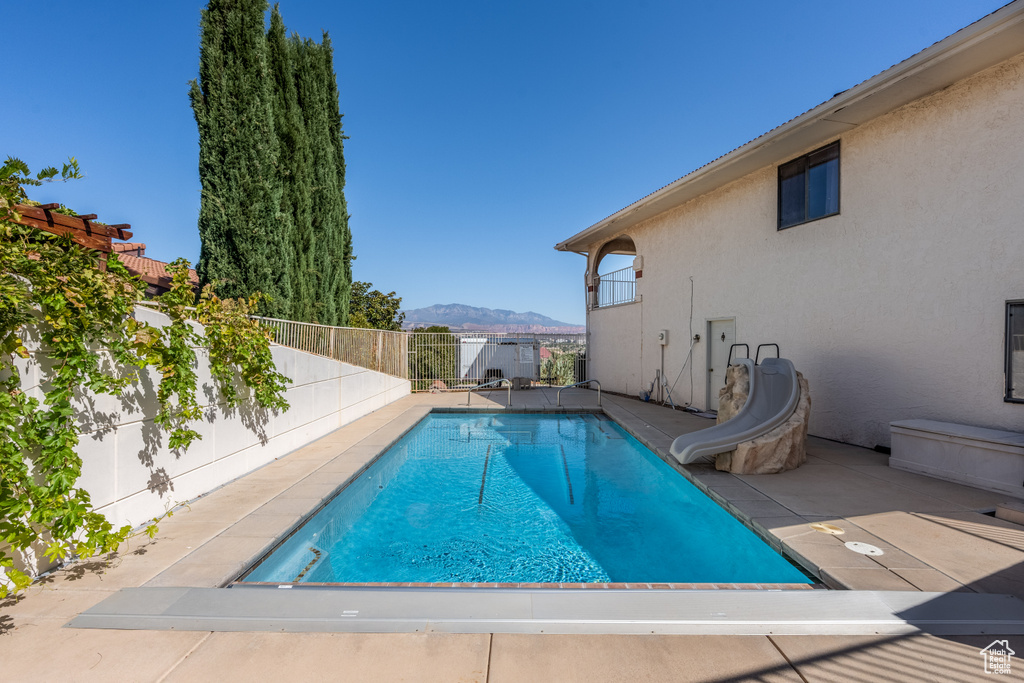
xmin=554 ymin=1 xmax=1024 ymax=253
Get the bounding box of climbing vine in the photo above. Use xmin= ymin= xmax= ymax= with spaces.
xmin=0 ymin=158 xmax=290 ymax=597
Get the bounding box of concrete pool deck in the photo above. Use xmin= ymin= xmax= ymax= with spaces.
xmin=4 ymin=388 xmax=1024 ymax=681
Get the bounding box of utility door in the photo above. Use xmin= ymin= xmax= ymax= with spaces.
xmin=707 ymin=319 xmax=736 ymax=412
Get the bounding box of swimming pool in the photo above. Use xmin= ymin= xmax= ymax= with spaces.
xmin=241 ymin=413 xmax=810 ymax=586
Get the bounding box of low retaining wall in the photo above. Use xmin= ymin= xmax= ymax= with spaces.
xmin=13 ymin=306 xmax=410 ymax=571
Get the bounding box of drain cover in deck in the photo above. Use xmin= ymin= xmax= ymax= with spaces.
xmin=845 ymin=541 xmax=884 ymax=556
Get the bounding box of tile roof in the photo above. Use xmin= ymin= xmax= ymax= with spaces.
xmin=116 ymin=251 xmax=199 ymax=291
xmin=111 ymin=242 xmax=147 ymax=254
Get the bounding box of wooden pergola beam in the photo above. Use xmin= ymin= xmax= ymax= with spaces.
xmin=12 ymin=204 xmax=133 ymax=252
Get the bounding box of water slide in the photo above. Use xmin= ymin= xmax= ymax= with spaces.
xmin=669 ymin=357 xmax=801 ymax=465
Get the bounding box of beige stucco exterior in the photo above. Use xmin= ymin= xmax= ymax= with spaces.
xmin=580 ymin=50 xmax=1024 ymax=448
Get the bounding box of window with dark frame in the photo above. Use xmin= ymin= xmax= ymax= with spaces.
xmin=778 ymin=141 xmax=840 ymax=229
xmin=1006 ymin=301 xmax=1024 ymax=403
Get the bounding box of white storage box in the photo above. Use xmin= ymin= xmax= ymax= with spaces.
xmin=890 ymin=419 xmax=1024 ymax=497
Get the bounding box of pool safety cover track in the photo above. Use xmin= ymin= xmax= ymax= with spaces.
xmin=69 ymin=587 xmax=1024 ymax=635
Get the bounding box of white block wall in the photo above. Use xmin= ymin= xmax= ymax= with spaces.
xmin=17 ymin=306 xmax=410 ymax=533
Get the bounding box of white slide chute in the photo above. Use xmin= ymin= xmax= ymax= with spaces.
xmin=670 ymin=358 xmax=801 ymax=465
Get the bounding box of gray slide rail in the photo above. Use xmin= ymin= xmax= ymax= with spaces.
xmin=670 ymin=357 xmax=801 ymax=465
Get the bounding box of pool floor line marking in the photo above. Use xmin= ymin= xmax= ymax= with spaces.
xmin=478 ymin=445 xmax=492 ymax=505
xmin=292 ymin=547 xmax=323 ymax=582
xmin=560 ymin=445 xmax=575 ymax=505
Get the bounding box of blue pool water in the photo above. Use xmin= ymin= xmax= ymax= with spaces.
xmin=242 ymin=414 xmax=810 ymax=585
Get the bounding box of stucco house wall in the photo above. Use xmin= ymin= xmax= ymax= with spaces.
xmin=583 ymin=50 xmax=1024 ymax=448
xmin=588 ymin=302 xmax=643 ymax=397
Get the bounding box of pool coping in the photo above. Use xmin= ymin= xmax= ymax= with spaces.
xmin=226 ymin=406 xmax=817 ymax=592
xmin=131 ymin=402 xmax=823 ymax=592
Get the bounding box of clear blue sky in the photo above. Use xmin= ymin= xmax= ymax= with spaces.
xmin=5 ymin=1 xmax=1007 ymax=325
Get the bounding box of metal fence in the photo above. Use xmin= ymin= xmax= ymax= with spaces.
xmin=254 ymin=317 xmax=587 ymax=392
xmin=408 ymin=331 xmax=586 ymax=391
xmin=254 ymin=317 xmax=409 ymax=378
xmin=592 ymin=266 xmax=636 ymax=309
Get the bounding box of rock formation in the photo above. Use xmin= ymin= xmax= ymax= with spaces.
xmin=714 ymin=363 xmax=811 ymax=474
xmin=716 ymin=364 xmax=750 ymax=424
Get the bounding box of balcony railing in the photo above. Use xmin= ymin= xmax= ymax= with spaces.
xmin=593 ymin=266 xmax=636 ymax=309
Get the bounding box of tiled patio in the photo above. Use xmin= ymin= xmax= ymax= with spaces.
xmin=4 ymin=387 xmax=1023 ymax=681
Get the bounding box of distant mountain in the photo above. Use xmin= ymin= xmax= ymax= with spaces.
xmin=401 ymin=304 xmax=584 ymax=333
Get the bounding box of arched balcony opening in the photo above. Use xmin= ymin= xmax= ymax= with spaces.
xmin=591 ymin=236 xmax=638 ymax=309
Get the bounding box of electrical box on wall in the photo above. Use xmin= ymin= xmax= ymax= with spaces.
xmin=657 ymin=329 xmax=669 ymax=345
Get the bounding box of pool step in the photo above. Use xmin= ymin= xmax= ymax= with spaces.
xmin=70 ymin=587 xmax=1024 ymax=636
xmin=292 ymin=547 xmax=324 ymax=582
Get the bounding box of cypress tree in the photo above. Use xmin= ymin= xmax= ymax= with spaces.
xmin=191 ymin=1 xmax=351 ymax=324
xmin=266 ymin=6 xmax=313 ymax=322
xmin=293 ymin=36 xmax=350 ymax=325
xmin=190 ymin=0 xmax=293 ymax=317
xmin=321 ymin=32 xmax=353 ymax=325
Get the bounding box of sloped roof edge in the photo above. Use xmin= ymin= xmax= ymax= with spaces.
xmin=117 ymin=253 xmax=199 ymax=291
xmin=555 ymin=1 xmax=1024 ymax=253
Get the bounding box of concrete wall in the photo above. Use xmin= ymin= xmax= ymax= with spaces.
xmin=16 ymin=306 xmax=410 ymax=535
xmin=588 ymin=302 xmax=643 ymax=397
xmin=585 ymin=52 xmax=1024 ymax=448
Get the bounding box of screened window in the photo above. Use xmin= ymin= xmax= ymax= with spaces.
xmin=1007 ymin=301 xmax=1024 ymax=403
xmin=778 ymin=142 xmax=840 ymax=229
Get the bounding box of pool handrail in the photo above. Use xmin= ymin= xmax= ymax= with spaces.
xmin=557 ymin=380 xmax=601 ymax=407
xmin=467 ymin=378 xmax=512 ymax=406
